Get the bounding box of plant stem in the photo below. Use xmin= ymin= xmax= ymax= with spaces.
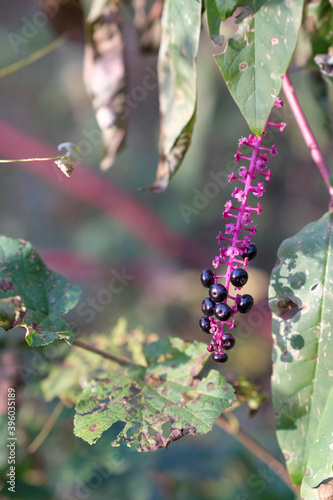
xmin=27 ymin=400 xmax=64 ymax=454
xmin=0 ymin=156 xmax=62 ymax=163
xmin=0 ymin=34 xmax=67 ymax=80
xmin=0 ymin=119 xmax=212 ymax=267
xmin=215 ymin=416 xmax=300 ymax=496
xmin=72 ymin=338 xmax=141 ymax=367
xmin=282 ymin=73 xmax=333 ymax=208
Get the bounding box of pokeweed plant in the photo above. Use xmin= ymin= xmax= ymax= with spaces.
xmin=1 ymin=1 xmax=333 ymax=500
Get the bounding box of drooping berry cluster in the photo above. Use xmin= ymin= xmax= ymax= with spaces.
xmin=199 ymin=98 xmax=285 ymax=363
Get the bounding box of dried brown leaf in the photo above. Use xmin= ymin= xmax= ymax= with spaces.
xmin=132 ymin=0 xmax=163 ymax=53
xmin=84 ymin=0 xmax=126 ymax=170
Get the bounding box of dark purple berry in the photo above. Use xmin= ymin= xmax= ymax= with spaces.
xmin=199 ymin=316 xmax=211 ymax=333
xmin=212 ymin=352 xmax=228 ymax=363
xmin=209 ymin=283 xmax=227 ymax=303
xmin=214 ymin=303 xmax=232 ymax=321
xmin=200 ymin=269 xmax=214 ymax=288
xmin=242 ymin=243 xmax=257 ymax=261
xmin=237 ymin=294 xmax=254 ymax=313
xmin=230 ymin=268 xmax=248 ymax=287
xmin=222 ymin=333 xmax=235 ymax=350
xmin=201 ymin=297 xmax=215 ymax=316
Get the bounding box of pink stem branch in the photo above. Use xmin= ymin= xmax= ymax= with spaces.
xmin=282 ymin=73 xmax=333 ymax=207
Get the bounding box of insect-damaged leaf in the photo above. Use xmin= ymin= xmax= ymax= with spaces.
xmin=74 ymin=336 xmax=235 ymax=451
xmin=84 ymin=0 xmax=126 ymax=170
xmin=41 ymin=319 xmax=152 ymax=405
xmin=0 ymin=236 xmax=80 ymax=347
xmin=269 ymin=212 xmax=333 ymax=496
xmin=146 ymin=0 xmax=201 ymax=192
xmin=206 ymin=0 xmax=304 ymax=135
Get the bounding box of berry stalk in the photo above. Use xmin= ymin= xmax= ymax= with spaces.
xmin=199 ymin=99 xmax=285 ymax=363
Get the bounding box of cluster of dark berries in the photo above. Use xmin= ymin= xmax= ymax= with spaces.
xmin=199 ymin=244 xmax=256 ymax=362
xmin=198 ymin=98 xmax=285 ymax=363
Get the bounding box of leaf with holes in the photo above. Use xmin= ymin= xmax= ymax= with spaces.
xmin=41 ymin=319 xmax=156 ymax=405
xmin=146 ymin=0 xmax=201 ymax=192
xmin=269 ymin=212 xmax=333 ymax=495
xmin=0 ymin=236 xmax=81 ymax=347
xmin=74 ymin=336 xmax=235 ymax=450
xmin=206 ymin=0 xmax=304 ymax=135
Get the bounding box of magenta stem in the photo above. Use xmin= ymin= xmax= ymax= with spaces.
xmin=282 ymin=73 xmax=333 ymax=206
xmin=224 ymin=136 xmax=263 ymax=290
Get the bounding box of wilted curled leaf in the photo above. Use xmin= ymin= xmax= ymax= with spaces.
xmin=147 ymin=107 xmax=197 ymax=192
xmin=132 ymin=0 xmax=163 ymax=53
xmin=145 ymin=0 xmax=201 ymax=192
xmin=84 ymin=0 xmax=126 ymax=170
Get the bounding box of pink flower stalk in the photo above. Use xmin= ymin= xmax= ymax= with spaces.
xmin=199 ymin=99 xmax=285 ymax=364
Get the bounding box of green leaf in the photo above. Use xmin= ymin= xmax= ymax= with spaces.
xmin=207 ymin=0 xmax=243 ymax=25
xmin=0 ymin=236 xmax=81 ymax=347
xmin=207 ymin=0 xmax=304 ymax=135
xmin=269 ymin=212 xmax=333 ymax=492
xmin=147 ymin=0 xmax=201 ymax=192
xmin=74 ymin=336 xmax=235 ymax=450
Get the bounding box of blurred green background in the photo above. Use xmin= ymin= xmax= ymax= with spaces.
xmin=0 ymin=1 xmax=331 ymax=499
